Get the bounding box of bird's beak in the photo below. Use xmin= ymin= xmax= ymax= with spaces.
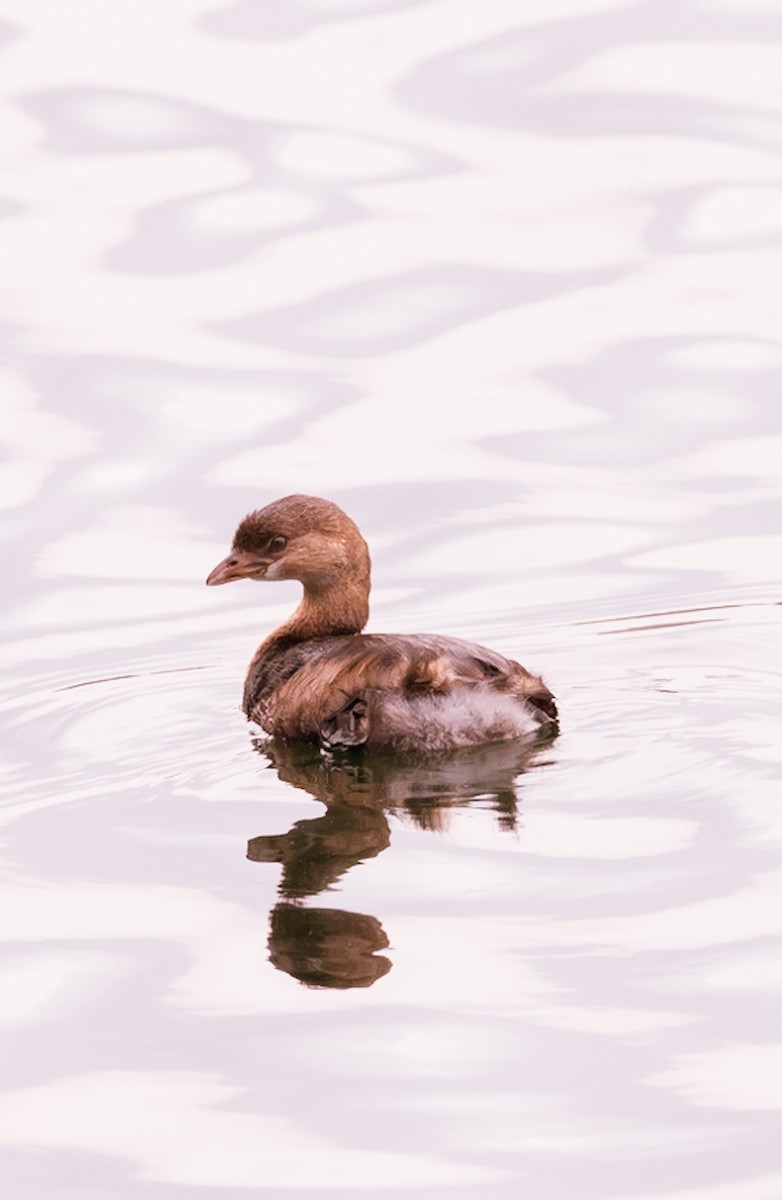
xmin=206 ymin=550 xmax=268 ymax=586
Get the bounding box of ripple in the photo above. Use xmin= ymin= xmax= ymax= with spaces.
xmin=0 ymin=1070 xmax=494 ymax=1188
xmin=273 ymin=130 xmax=420 ymax=180
xmin=648 ymin=1044 xmax=782 ymax=1111
xmin=200 ymin=0 xmax=420 ymax=42
xmin=0 ymin=661 xmax=251 ymax=821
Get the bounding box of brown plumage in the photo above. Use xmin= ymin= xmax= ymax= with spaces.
xmin=206 ymin=494 xmax=558 ymax=752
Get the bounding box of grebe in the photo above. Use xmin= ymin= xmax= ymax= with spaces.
xmin=206 ymin=494 xmax=557 ymax=752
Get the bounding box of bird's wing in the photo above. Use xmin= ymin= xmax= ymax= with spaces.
xmin=262 ymin=633 xmax=556 ymax=738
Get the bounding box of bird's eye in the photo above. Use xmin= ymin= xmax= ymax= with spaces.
xmin=269 ymin=535 xmax=287 ymax=553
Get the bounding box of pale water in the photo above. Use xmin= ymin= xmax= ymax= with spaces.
xmin=1 ymin=1 xmax=781 ymax=1197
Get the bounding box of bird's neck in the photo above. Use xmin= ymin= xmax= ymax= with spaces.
xmin=265 ymin=573 xmax=370 ymax=647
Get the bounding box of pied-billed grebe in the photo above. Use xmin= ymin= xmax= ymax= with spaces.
xmin=206 ymin=494 xmax=557 ymax=752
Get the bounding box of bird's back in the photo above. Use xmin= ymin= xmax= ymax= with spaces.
xmin=245 ymin=632 xmax=557 ymax=752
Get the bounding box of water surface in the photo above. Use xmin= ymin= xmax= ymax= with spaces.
xmin=1 ymin=0 xmax=781 ymax=1197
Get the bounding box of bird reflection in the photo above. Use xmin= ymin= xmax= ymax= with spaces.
xmin=249 ymin=735 xmax=553 ymax=990
xmin=268 ymin=904 xmax=391 ymax=990
xmin=247 ymin=772 xmax=390 ymax=899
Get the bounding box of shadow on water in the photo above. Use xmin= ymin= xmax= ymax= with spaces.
xmin=247 ymin=734 xmax=556 ymax=990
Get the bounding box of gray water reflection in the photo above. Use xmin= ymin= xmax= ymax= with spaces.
xmin=201 ymin=0 xmax=422 ymax=43
xmin=20 ymin=84 xmax=452 ymax=280
xmin=217 ymin=263 xmax=623 ymax=356
xmin=397 ymin=0 xmax=782 ymax=152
